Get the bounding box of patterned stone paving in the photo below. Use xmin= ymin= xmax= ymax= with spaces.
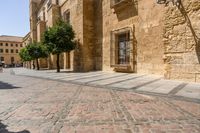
xmin=0 ymin=69 xmax=199 ymax=133
xmin=13 ymin=68 xmax=200 ymax=101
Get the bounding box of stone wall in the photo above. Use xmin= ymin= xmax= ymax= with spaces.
xmin=37 ymin=21 xmax=46 ymax=42
xmin=82 ymin=0 xmax=96 ymax=71
xmin=0 ymin=40 xmax=23 ymax=66
xmin=102 ymin=0 xmax=138 ymax=71
xmin=163 ymin=0 xmax=200 ymax=82
xmin=29 ymin=0 xmax=200 ymax=82
xmin=101 ymin=0 xmax=165 ymax=75
xmin=60 ymin=0 xmax=96 ymax=72
xmin=94 ymin=0 xmax=103 ymax=70
xmin=136 ymin=0 xmax=165 ymax=75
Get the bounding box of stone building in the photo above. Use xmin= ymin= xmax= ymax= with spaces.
xmin=22 ymin=32 xmax=32 ymax=68
xmin=0 ymin=35 xmax=24 ymax=67
xmin=29 ymin=0 xmax=200 ymax=82
xmin=23 ymin=32 xmax=31 ymax=47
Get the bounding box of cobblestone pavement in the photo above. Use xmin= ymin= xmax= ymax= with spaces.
xmin=0 ymin=69 xmax=200 ymax=133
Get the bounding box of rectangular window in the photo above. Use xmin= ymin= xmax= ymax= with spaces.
xmin=6 ymin=49 xmax=9 ymax=53
xmin=16 ymin=49 xmax=18 ymax=53
xmin=11 ymin=49 xmax=14 ymax=53
xmin=11 ymin=44 xmax=13 ymax=47
xmin=16 ymin=44 xmax=18 ymax=47
xmin=6 ymin=43 xmax=8 ymax=46
xmin=0 ymin=49 xmax=3 ymax=53
xmin=117 ymin=32 xmax=130 ymax=64
xmin=63 ymin=11 xmax=70 ymax=24
xmin=20 ymin=44 xmax=23 ymax=47
xmin=0 ymin=43 xmax=3 ymax=46
xmin=0 ymin=57 xmax=4 ymax=61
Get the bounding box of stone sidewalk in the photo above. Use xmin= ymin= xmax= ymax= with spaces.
xmin=13 ymin=68 xmax=200 ymax=102
xmin=0 ymin=70 xmax=200 ymax=133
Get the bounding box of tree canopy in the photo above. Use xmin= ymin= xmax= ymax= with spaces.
xmin=42 ymin=20 xmax=76 ymax=55
xmin=19 ymin=48 xmax=32 ymax=62
xmin=19 ymin=42 xmax=48 ymax=70
xmin=26 ymin=42 xmax=48 ymax=60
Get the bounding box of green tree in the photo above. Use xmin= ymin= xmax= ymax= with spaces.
xmin=42 ymin=20 xmax=76 ymax=72
xmin=19 ymin=47 xmax=32 ymax=69
xmin=26 ymin=42 xmax=48 ymax=70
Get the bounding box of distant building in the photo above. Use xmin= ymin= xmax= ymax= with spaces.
xmin=0 ymin=35 xmax=24 ymax=67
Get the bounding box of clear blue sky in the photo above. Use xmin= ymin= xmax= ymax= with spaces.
xmin=0 ymin=0 xmax=29 ymax=37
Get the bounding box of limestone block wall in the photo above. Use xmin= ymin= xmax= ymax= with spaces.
xmin=163 ymin=0 xmax=200 ymax=82
xmin=94 ymin=0 xmax=103 ymax=70
xmin=102 ymin=0 xmax=165 ymax=75
xmin=136 ymin=0 xmax=165 ymax=75
xmin=47 ymin=4 xmax=60 ymax=27
xmin=82 ymin=0 xmax=96 ymax=71
xmin=37 ymin=21 xmax=46 ymax=42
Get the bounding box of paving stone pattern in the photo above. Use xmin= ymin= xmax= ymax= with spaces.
xmin=0 ymin=69 xmax=200 ymax=133
xmin=14 ymin=68 xmax=200 ymax=101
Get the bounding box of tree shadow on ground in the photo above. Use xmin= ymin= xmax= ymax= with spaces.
xmin=0 ymin=121 xmax=30 ymax=133
xmin=0 ymin=81 xmax=20 ymax=89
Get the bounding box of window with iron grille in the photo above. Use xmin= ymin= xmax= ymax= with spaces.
xmin=117 ymin=32 xmax=130 ymax=64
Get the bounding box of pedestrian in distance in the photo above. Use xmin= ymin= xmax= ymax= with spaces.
xmin=0 ymin=63 xmax=3 ymax=73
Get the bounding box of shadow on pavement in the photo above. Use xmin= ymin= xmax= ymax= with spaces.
xmin=0 ymin=121 xmax=30 ymax=133
xmin=0 ymin=81 xmax=20 ymax=89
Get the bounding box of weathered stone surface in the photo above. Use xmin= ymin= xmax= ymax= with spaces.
xmin=163 ymin=0 xmax=200 ymax=82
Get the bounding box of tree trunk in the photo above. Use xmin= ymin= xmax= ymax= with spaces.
xmin=29 ymin=61 xmax=31 ymax=69
xmin=36 ymin=58 xmax=40 ymax=70
xmin=33 ymin=61 xmax=35 ymax=69
xmin=56 ymin=54 xmax=60 ymax=72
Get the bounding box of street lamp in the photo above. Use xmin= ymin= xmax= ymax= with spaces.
xmin=156 ymin=0 xmax=181 ymax=7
